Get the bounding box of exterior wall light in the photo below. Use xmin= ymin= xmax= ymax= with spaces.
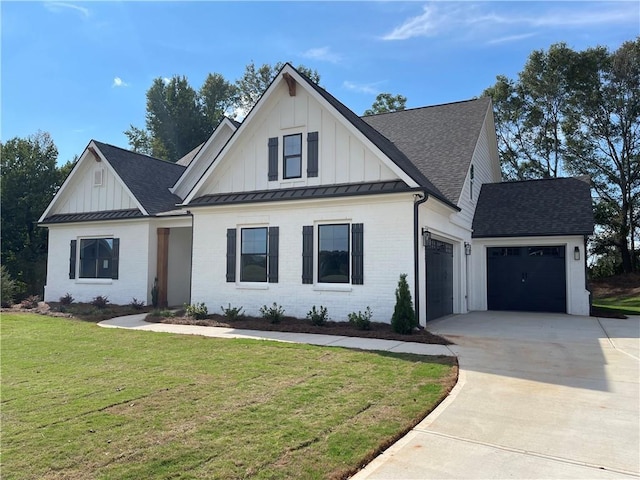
xmin=574 ymin=246 xmax=580 ymax=261
xmin=464 ymin=242 xmax=472 ymax=256
xmin=422 ymin=228 xmax=431 ymax=246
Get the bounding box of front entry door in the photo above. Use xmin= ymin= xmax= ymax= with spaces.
xmin=426 ymin=239 xmax=454 ymax=321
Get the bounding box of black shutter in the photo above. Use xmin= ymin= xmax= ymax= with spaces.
xmin=69 ymin=240 xmax=77 ymax=279
xmin=268 ymin=137 xmax=278 ymax=181
xmin=268 ymin=227 xmax=279 ymax=283
xmin=307 ymin=131 xmax=319 ymax=177
xmin=111 ymin=238 xmax=120 ymax=280
xmin=351 ymin=223 xmax=364 ymax=285
xmin=302 ymin=225 xmax=313 ymax=284
xmin=226 ymin=228 xmax=236 ymax=282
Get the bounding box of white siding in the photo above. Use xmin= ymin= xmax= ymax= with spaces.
xmin=190 ymin=193 xmax=415 ymax=323
xmin=196 ymin=83 xmax=398 ymax=197
xmin=44 ymin=221 xmax=153 ymax=305
xmin=55 ymin=157 xmax=137 ymax=214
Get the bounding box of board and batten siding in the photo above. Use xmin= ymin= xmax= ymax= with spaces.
xmin=190 ymin=193 xmax=416 ymax=323
xmin=55 ymin=157 xmax=138 ymax=214
xmin=196 ymin=82 xmax=398 ymax=196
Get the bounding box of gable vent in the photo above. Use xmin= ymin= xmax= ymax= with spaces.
xmin=94 ymin=168 xmax=104 ymax=187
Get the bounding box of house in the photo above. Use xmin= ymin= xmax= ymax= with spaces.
xmin=38 ymin=64 xmax=594 ymax=322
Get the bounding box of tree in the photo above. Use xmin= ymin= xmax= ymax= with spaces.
xmin=363 ymin=93 xmax=407 ymax=116
xmin=200 ymin=73 xmax=238 ymax=128
xmin=235 ymin=61 xmax=320 ymax=116
xmin=562 ymin=39 xmax=640 ymax=273
xmin=0 ymin=131 xmax=61 ymax=297
xmin=391 ymin=274 xmax=417 ymax=334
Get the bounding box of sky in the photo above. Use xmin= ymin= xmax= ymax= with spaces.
xmin=2 ymin=1 xmax=638 ymax=165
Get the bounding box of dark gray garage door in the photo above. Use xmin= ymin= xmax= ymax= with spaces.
xmin=487 ymin=246 xmax=566 ymax=313
xmin=426 ymin=239 xmax=454 ymax=321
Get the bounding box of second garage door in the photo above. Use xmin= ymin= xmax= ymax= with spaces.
xmin=487 ymin=246 xmax=566 ymax=313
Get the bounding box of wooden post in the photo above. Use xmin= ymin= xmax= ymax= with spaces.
xmin=157 ymin=228 xmax=170 ymax=308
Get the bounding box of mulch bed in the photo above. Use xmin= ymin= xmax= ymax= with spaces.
xmin=146 ymin=313 xmax=454 ymax=345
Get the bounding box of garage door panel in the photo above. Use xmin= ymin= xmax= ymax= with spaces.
xmin=487 ymin=246 xmax=566 ymax=313
xmin=426 ymin=240 xmax=453 ymax=321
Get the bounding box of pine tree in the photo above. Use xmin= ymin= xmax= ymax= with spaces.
xmin=391 ymin=274 xmax=416 ymax=334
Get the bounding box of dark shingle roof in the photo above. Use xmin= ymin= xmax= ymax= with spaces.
xmin=297 ymin=69 xmax=458 ymax=210
xmin=93 ymin=141 xmax=185 ymax=215
xmin=362 ymin=98 xmax=491 ymax=205
xmin=190 ymin=180 xmax=414 ymax=207
xmin=40 ymin=209 xmax=144 ymax=224
xmin=472 ymin=177 xmax=594 ymax=238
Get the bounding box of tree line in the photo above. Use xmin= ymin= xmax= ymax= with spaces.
xmin=2 ymin=42 xmax=638 ymax=302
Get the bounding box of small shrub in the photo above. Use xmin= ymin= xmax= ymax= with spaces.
xmin=348 ymin=307 xmax=372 ymax=330
xmin=391 ymin=273 xmax=417 ymax=334
xmin=151 ymin=278 xmax=159 ymax=308
xmin=90 ymin=296 xmax=109 ymax=309
xmin=20 ymin=295 xmax=40 ymax=309
xmin=130 ymin=298 xmax=145 ymax=310
xmin=59 ymin=292 xmax=74 ymax=305
xmin=151 ymin=309 xmax=175 ymax=318
xmin=1 ymin=265 xmax=17 ymax=307
xmin=185 ymin=302 xmax=208 ymax=320
xmin=260 ymin=302 xmax=285 ymax=324
xmin=221 ymin=303 xmax=244 ymax=320
xmin=307 ymin=305 xmax=329 ymax=326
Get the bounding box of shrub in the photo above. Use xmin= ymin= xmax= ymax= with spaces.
xmin=130 ymin=298 xmax=145 ymax=310
xmin=260 ymin=302 xmax=285 ymax=324
xmin=348 ymin=307 xmax=372 ymax=330
xmin=20 ymin=295 xmax=40 ymax=309
xmin=1 ymin=265 xmax=17 ymax=307
xmin=151 ymin=278 xmax=159 ymax=308
xmin=221 ymin=303 xmax=244 ymax=320
xmin=90 ymin=296 xmax=109 ymax=309
xmin=391 ymin=273 xmax=417 ymax=334
xmin=307 ymin=305 xmax=329 ymax=326
xmin=151 ymin=309 xmax=175 ymax=318
xmin=59 ymin=293 xmax=74 ymax=305
xmin=185 ymin=302 xmax=208 ymax=320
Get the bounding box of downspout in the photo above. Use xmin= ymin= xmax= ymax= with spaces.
xmin=187 ymin=210 xmax=194 ymax=305
xmin=413 ymin=191 xmax=428 ymax=324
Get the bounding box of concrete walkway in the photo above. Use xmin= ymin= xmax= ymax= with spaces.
xmin=99 ymin=312 xmax=640 ymax=479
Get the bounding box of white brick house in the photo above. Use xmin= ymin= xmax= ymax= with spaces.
xmin=39 ymin=64 xmax=594 ymax=322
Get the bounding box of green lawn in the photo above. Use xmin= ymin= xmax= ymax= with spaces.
xmin=1 ymin=313 xmax=456 ymax=479
xmin=592 ymin=295 xmax=640 ymax=315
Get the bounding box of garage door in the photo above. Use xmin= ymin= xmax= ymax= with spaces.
xmin=426 ymin=239 xmax=454 ymax=321
xmin=487 ymin=246 xmax=566 ymax=313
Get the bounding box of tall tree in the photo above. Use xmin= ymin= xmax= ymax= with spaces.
xmin=363 ymin=93 xmax=407 ymax=116
xmin=563 ymin=39 xmax=640 ymax=273
xmin=0 ymin=131 xmax=61 ymax=297
xmin=200 ymin=73 xmax=238 ymax=128
xmin=235 ymin=61 xmax=320 ymax=116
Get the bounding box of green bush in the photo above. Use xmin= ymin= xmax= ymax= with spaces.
xmin=130 ymin=298 xmax=145 ymax=310
xmin=391 ymin=274 xmax=417 ymax=334
xmin=90 ymin=296 xmax=109 ymax=309
xmin=151 ymin=278 xmax=159 ymax=308
xmin=150 ymin=309 xmax=175 ymax=318
xmin=59 ymin=293 xmax=74 ymax=305
xmin=1 ymin=265 xmax=17 ymax=307
xmin=348 ymin=307 xmax=372 ymax=330
xmin=185 ymin=302 xmax=208 ymax=320
xmin=260 ymin=302 xmax=285 ymax=324
xmin=307 ymin=305 xmax=329 ymax=326
xmin=221 ymin=303 xmax=244 ymax=320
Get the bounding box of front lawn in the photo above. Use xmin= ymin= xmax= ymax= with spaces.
xmin=1 ymin=313 xmax=457 ymax=479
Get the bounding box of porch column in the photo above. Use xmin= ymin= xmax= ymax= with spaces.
xmin=157 ymin=228 xmax=170 ymax=307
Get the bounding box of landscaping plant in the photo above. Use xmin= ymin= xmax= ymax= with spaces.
xmin=260 ymin=302 xmax=285 ymax=323
xmin=391 ymin=273 xmax=417 ymax=334
xmin=185 ymin=302 xmax=208 ymax=319
xmin=221 ymin=303 xmax=244 ymax=320
xmin=348 ymin=307 xmax=372 ymax=330
xmin=307 ymin=305 xmax=329 ymax=326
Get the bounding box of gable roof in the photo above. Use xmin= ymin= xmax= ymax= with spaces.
xmin=363 ymin=98 xmax=491 ymax=205
xmin=472 ymin=177 xmax=594 ymax=238
xmin=91 ymin=141 xmax=185 ymax=215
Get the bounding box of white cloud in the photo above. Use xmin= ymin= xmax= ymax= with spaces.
xmin=382 ymin=2 xmax=638 ymax=41
xmin=112 ymin=77 xmax=129 ymax=88
xmin=486 ymin=33 xmax=536 ymax=46
xmin=301 ymin=46 xmax=342 ymax=64
xmin=343 ymin=81 xmax=380 ymax=95
xmin=44 ymin=2 xmax=90 ymax=18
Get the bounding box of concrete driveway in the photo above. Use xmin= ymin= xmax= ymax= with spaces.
xmin=354 ymin=311 xmax=640 ymax=479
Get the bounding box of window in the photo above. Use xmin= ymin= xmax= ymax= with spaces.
xmin=318 ymin=224 xmax=350 ymax=283
xmin=76 ymin=238 xmax=119 ymax=279
xmin=283 ymin=134 xmax=302 ymax=179
xmin=241 ymin=228 xmax=268 ymax=282
xmin=227 ymin=227 xmax=279 ymax=283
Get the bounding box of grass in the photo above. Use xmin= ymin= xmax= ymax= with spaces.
xmin=591 ymin=295 xmax=640 ymax=316
xmin=1 ymin=313 xmax=456 ymax=480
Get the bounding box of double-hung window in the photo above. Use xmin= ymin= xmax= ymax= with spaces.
xmin=69 ymin=238 xmax=120 ymax=280
xmin=226 ymin=227 xmax=279 ymax=283
xmin=283 ymin=134 xmax=302 ymax=179
xmin=318 ymin=224 xmax=350 ymax=283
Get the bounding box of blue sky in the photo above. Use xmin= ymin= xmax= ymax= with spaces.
xmin=2 ymin=1 xmax=638 ymax=165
